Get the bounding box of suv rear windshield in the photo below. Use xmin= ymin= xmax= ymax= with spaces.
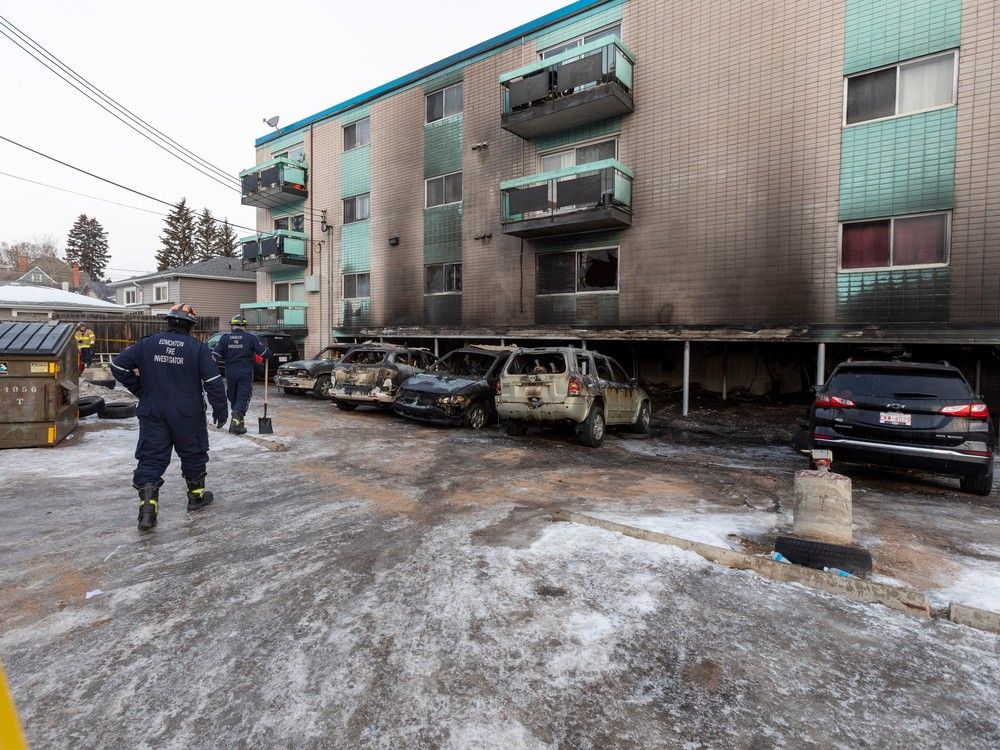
xmin=507 ymin=352 xmax=568 ymax=375
xmin=827 ymin=368 xmax=973 ymax=400
xmin=342 ymin=349 xmax=386 ymax=365
xmin=263 ymin=335 xmax=297 ymax=352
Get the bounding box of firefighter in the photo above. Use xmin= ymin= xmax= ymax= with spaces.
xmin=75 ymin=323 xmax=96 ymax=369
xmin=111 ymin=303 xmax=228 ymax=532
xmin=212 ymin=313 xmax=270 ymax=435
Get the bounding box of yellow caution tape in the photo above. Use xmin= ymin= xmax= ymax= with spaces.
xmin=0 ymin=662 xmax=27 ymax=749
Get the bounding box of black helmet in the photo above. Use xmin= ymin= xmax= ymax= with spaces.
xmin=165 ymin=303 xmax=198 ymax=325
xmin=230 ymin=313 xmax=249 ymax=328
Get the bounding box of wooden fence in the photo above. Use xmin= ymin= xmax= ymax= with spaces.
xmin=50 ymin=312 xmax=221 ymax=353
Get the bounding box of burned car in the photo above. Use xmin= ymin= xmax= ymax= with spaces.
xmin=496 ymin=346 xmax=651 ymax=447
xmin=331 ymin=344 xmax=436 ymax=411
xmin=393 ymin=345 xmax=513 ymax=429
xmin=274 ymin=343 xmax=354 ymax=399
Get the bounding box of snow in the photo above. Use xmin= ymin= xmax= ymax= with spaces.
xmin=0 ymin=283 xmax=125 ymax=310
xmin=928 ymin=562 xmax=1000 ymax=612
xmin=589 ymin=506 xmax=780 ymax=549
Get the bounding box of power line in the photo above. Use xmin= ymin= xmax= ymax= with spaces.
xmin=0 ymin=14 xmax=241 ymax=189
xmin=0 ymin=170 xmax=168 ymax=217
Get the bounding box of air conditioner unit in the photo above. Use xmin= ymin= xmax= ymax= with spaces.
xmin=304 ymin=275 xmax=321 ymax=293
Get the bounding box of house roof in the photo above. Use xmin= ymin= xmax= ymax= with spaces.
xmin=108 ymin=257 xmax=256 ymax=287
xmin=0 ymin=284 xmax=127 ymax=311
xmin=0 ymin=255 xmax=92 ymax=289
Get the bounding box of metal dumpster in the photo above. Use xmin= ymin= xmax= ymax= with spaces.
xmin=0 ymin=321 xmax=79 ymax=448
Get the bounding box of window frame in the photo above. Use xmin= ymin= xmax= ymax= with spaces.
xmin=843 ymin=50 xmax=958 ymax=128
xmin=343 ymin=116 xmax=371 ymax=151
xmin=275 ymin=144 xmax=306 ymax=162
xmin=426 ymin=82 xmax=463 ymax=124
xmin=536 ymin=246 xmax=620 ymax=296
xmin=424 ymin=262 xmax=463 ymax=295
xmin=124 ymin=288 xmax=137 ymax=305
xmin=273 ymin=280 xmax=305 ymax=303
xmin=273 ymin=213 xmax=305 ymax=232
xmin=538 ymin=135 xmax=619 ymax=171
xmin=425 ymin=171 xmax=463 ymax=208
xmin=538 ymin=22 xmax=622 ymax=59
xmin=838 ymin=211 xmax=951 ymax=272
xmin=342 ymin=272 xmax=371 ymax=300
xmin=152 ymin=282 xmax=169 ymax=303
xmin=343 ymin=193 xmax=370 ymax=224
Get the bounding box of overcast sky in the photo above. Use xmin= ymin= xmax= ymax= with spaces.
xmin=0 ymin=0 xmax=569 ymax=280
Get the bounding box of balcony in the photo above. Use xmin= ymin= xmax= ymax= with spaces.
xmin=239 ymin=156 xmax=308 ymax=209
xmin=500 ymin=159 xmax=633 ymax=238
xmin=239 ymin=301 xmax=308 ymax=332
xmin=240 ymin=230 xmax=309 ymax=271
xmin=500 ymin=35 xmax=635 ymax=139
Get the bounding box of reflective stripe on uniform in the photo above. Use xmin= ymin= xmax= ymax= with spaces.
xmin=204 ymin=374 xmax=221 ymax=383
xmin=111 ymin=362 xmax=131 ymax=372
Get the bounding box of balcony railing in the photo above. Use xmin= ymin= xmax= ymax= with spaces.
xmin=240 ymin=230 xmax=309 ymax=271
xmin=500 ymin=159 xmax=633 ymax=238
xmin=500 ymin=35 xmax=635 ymax=139
xmin=239 ymin=156 xmax=308 ymax=209
xmin=239 ymin=301 xmax=308 ymax=331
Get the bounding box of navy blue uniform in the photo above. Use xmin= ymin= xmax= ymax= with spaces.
xmin=213 ymin=329 xmax=269 ymax=413
xmin=112 ymin=329 xmax=228 ymax=486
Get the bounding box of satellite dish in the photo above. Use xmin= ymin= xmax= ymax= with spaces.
xmin=263 ymin=115 xmax=280 ymax=129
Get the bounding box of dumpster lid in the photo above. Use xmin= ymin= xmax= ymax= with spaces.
xmin=0 ymin=321 xmax=76 ymax=356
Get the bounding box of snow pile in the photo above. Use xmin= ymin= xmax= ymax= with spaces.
xmin=590 ymin=506 xmax=779 ymax=549
xmin=0 ymin=284 xmax=125 ymax=310
xmin=80 ymin=380 xmax=136 ymax=403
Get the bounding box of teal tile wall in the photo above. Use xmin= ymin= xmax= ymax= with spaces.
xmin=424 ymin=116 xmax=464 ymax=178
xmin=424 ymin=204 xmax=463 ymax=265
xmin=836 ymin=268 xmax=950 ymax=322
xmin=533 ymin=0 xmax=625 ymax=51
xmin=339 ymin=104 xmax=371 ymax=126
xmin=424 ymin=294 xmax=462 ymax=326
xmin=844 ymin=0 xmax=961 ymax=74
xmin=423 ymin=68 xmax=464 ymax=92
xmin=840 ymin=107 xmax=956 ymax=220
xmin=341 ymin=145 xmax=371 ymax=198
xmin=270 ymin=267 xmax=305 ymax=282
xmin=341 ymin=221 xmax=370 ymax=274
xmin=534 ymin=117 xmax=621 ymax=153
xmin=341 ymin=298 xmax=371 ymax=330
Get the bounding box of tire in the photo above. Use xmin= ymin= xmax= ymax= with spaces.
xmin=576 ymin=403 xmax=606 ymax=448
xmin=312 ymin=375 xmax=332 ymax=400
xmin=774 ymin=535 xmax=873 ymax=576
xmin=334 ymin=400 xmax=357 ymax=412
xmin=374 ymin=402 xmax=393 ymax=413
xmin=464 ymin=401 xmax=488 ymax=430
xmin=282 ymin=387 xmax=299 ymax=396
xmin=630 ymin=400 xmax=652 ymax=434
xmin=960 ymin=468 xmax=994 ymax=496
xmin=99 ymin=401 xmax=137 ymax=420
xmin=500 ymin=419 xmax=527 ymax=437
xmin=78 ymin=396 xmax=105 ymax=418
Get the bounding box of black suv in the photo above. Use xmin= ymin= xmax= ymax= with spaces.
xmin=206 ymin=330 xmax=300 ymax=380
xmin=810 ymin=361 xmax=995 ymax=495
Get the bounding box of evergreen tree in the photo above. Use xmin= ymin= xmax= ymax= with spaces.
xmin=157 ymin=199 xmax=196 ymax=270
xmin=65 ymin=214 xmax=110 ymax=280
xmin=214 ymin=219 xmax=239 ymax=258
xmin=195 ymin=208 xmax=219 ymax=262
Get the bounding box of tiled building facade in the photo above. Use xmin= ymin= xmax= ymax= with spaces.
xmin=239 ymin=0 xmax=999 ymax=390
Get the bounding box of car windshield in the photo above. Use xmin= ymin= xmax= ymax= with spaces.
xmin=507 ymin=352 xmax=568 ymax=375
xmin=432 ymin=351 xmax=496 ymax=377
xmin=342 ymin=349 xmax=386 ymax=365
xmin=316 ymin=348 xmax=346 ymax=360
xmin=827 ymin=368 xmax=973 ymax=400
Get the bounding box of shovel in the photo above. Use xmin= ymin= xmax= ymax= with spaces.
xmin=258 ymin=357 xmax=274 ymax=434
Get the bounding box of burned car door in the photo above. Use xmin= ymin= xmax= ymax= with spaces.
xmin=594 ymin=356 xmax=626 ymax=423
xmin=608 ymin=357 xmax=639 ymax=423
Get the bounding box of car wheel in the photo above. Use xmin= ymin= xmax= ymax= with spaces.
xmin=630 ymin=400 xmax=652 ymax=434
xmin=774 ymin=535 xmax=873 ymax=576
xmin=78 ymin=396 xmax=105 ymax=418
xmin=960 ymin=468 xmax=994 ymax=496
xmin=576 ymin=404 xmax=606 ymax=448
xmin=500 ymin=419 xmax=527 ymax=437
xmin=465 ymin=402 xmax=488 ymax=430
xmin=334 ymin=400 xmax=357 ymax=412
xmin=374 ymin=402 xmax=393 ymax=413
xmin=312 ymin=375 xmax=332 ymax=400
xmin=99 ymin=401 xmax=137 ymax=420
xmin=282 ymin=387 xmax=299 ymax=396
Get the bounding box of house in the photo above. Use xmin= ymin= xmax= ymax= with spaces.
xmin=0 ymin=284 xmax=127 ymax=320
xmin=0 ymin=255 xmax=97 ymax=297
xmin=108 ymin=258 xmax=256 ymax=324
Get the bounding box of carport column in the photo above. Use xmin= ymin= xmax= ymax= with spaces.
xmin=581 ymin=340 xmax=587 ymax=350
xmin=722 ymin=345 xmax=728 ymax=401
xmin=434 ymin=338 xmax=439 ymax=356
xmin=816 ymin=343 xmax=826 ymax=388
xmin=682 ymin=341 xmax=691 ymax=417
xmin=976 ymin=359 xmax=981 ymax=394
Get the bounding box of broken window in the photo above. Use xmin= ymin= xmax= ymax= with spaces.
xmin=342 ymin=349 xmax=385 ymax=365
xmin=507 ymin=352 xmax=568 ymax=375
xmin=425 ymin=262 xmax=462 ymax=294
xmin=537 ymin=247 xmax=618 ymax=295
xmin=434 ymin=351 xmax=496 ymax=377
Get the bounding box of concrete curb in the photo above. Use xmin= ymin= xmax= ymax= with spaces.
xmin=550 ymin=510 xmax=931 ymax=619
xmin=949 ymin=603 xmax=1000 ymax=635
xmin=242 ymin=434 xmax=287 ymax=452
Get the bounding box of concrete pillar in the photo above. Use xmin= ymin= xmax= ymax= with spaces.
xmin=682 ymin=341 xmax=691 ymax=417
xmin=975 ymin=359 xmax=982 ymax=394
xmin=581 ymin=340 xmax=587 ymax=350
xmin=816 ymin=343 xmax=826 ymax=388
xmin=721 ymin=345 xmax=728 ymax=401
xmin=434 ymin=338 xmax=439 ymax=356
xmin=792 ymin=470 xmax=853 ymax=545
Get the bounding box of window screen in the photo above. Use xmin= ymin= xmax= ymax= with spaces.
xmin=898 ymin=54 xmax=955 ymax=113
xmin=892 ymin=214 xmax=947 ymax=266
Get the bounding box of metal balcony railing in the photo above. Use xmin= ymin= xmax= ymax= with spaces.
xmin=240 ymin=230 xmax=309 ymax=271
xmin=239 ymin=156 xmax=308 ymax=209
xmin=239 ymin=301 xmax=308 ymax=330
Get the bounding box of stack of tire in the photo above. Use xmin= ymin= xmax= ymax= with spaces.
xmin=77 ymin=396 xmax=137 ymax=420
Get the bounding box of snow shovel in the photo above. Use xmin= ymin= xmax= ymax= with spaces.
xmin=258 ymin=357 xmax=273 ymax=434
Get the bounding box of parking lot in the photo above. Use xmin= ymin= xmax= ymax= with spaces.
xmin=2 ymin=391 xmax=999 ymax=748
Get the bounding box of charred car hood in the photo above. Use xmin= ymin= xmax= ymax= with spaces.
xmin=402 ymin=372 xmax=483 ymax=395
xmin=277 ymin=357 xmax=331 ymax=372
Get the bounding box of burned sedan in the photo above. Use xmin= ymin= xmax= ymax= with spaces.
xmin=393 ymin=345 xmax=513 ymax=429
xmin=275 ymin=343 xmax=354 ymax=399
xmin=331 ymin=344 xmax=436 ymax=411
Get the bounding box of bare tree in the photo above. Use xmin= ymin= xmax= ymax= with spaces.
xmin=0 ymin=235 xmax=61 ymax=267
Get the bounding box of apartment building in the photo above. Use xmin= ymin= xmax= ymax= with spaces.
xmin=239 ymin=0 xmax=1000 ymax=396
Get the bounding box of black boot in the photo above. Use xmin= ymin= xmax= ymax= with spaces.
xmin=136 ymin=482 xmax=161 ymax=531
xmin=229 ymin=410 xmax=247 ymax=435
xmin=184 ymin=473 xmax=215 ymax=511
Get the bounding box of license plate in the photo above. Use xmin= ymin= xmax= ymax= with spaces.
xmin=525 ymin=387 xmax=541 ymax=397
xmin=880 ymin=412 xmax=911 ymax=426
xmin=278 ymin=356 xmax=289 ymax=362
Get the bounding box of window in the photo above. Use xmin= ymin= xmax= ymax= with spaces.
xmin=541 ymin=138 xmax=617 ymax=172
xmin=539 ymin=23 xmax=622 ymax=58
xmin=425 ymin=262 xmax=462 ymax=294
xmin=609 ymin=359 xmax=631 ymax=384
xmin=425 ymin=172 xmax=462 ymax=208
xmin=344 ymin=194 xmax=370 ymax=223
xmin=840 ymin=212 xmax=949 ymax=270
xmin=343 ymin=272 xmax=371 ymax=299
xmin=274 ymin=214 xmax=305 ymax=232
xmin=537 ymin=247 xmax=619 ymax=295
xmin=344 ymin=117 xmax=370 ymax=151
xmin=274 ymin=281 xmax=305 ymax=303
xmin=124 ymin=289 xmax=137 ymax=305
xmin=507 ymin=351 xmax=568 ymax=375
xmin=426 ymin=82 xmax=463 ymax=123
xmin=845 ymin=51 xmax=956 ymax=125
xmin=595 ymin=356 xmax=614 ymax=381
xmin=153 ymin=282 xmax=168 ymax=302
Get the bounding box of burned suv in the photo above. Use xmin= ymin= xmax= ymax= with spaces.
xmin=275 ymin=343 xmax=354 ymax=399
xmin=331 ymin=344 xmax=436 ymax=411
xmin=496 ymin=346 xmax=651 ymax=447
xmin=811 ymin=361 xmax=995 ymax=495
xmin=394 ymin=345 xmax=513 ymax=429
